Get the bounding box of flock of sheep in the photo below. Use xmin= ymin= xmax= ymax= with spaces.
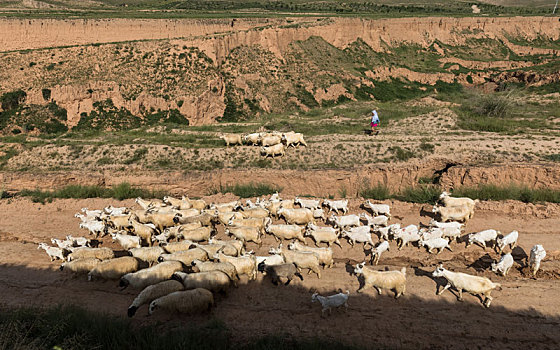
xmin=37 ymin=190 xmax=548 ymax=317
xmin=220 ymin=131 xmax=307 ymax=158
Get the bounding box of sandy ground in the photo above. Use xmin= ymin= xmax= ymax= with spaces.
xmin=1 ymin=197 xmax=560 ymax=349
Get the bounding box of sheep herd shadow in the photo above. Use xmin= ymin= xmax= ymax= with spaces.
xmin=1 ymin=260 xmax=560 ymax=349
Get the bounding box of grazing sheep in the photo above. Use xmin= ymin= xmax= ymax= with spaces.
xmin=491 ymin=253 xmax=514 ymax=276
xmin=370 ymin=241 xmax=390 ymax=265
xmin=220 ymin=134 xmax=243 ymax=146
xmin=225 ymin=226 xmax=262 ymax=246
xmin=281 ymin=132 xmax=307 ymax=147
xmin=432 ymin=264 xmax=500 ymax=308
xmin=418 ymin=237 xmax=452 ymax=254
xmin=269 ymin=244 xmax=321 ymax=278
xmin=439 ymin=192 xmax=478 ymax=218
xmin=529 ymin=245 xmax=546 ymax=277
xmin=172 ymin=271 xmax=230 ymax=293
xmin=362 ymin=201 xmax=391 ymax=217
xmin=111 ymin=232 xmax=142 ymax=250
xmin=432 ymin=205 xmax=470 ymax=223
xmin=191 ymin=259 xmax=238 ymax=282
xmin=311 ymin=291 xmax=349 ymax=317
xmin=213 ymin=251 xmax=257 ymax=280
xmin=129 ymin=218 xmax=158 ymax=246
xmin=467 ymin=229 xmax=499 ymax=250
xmin=322 ymin=199 xmax=348 ymax=214
xmin=128 ymin=280 xmax=184 ymax=317
xmin=60 ymin=258 xmax=101 ymax=274
xmin=287 ymin=242 xmax=334 ymax=268
xmin=158 ymin=248 xmax=209 ymax=266
xmin=341 ymin=226 xmax=374 ymax=248
xmin=260 ymin=143 xmax=285 ymax=158
xmin=244 ymin=132 xmax=262 ymax=145
xmin=79 ymin=220 xmax=107 ymax=238
xmin=240 ymin=207 xmax=270 ymax=219
xmin=277 ymin=208 xmax=314 ymax=225
xmin=148 ymin=288 xmax=214 ymax=315
xmin=305 ymin=223 xmax=341 ymax=248
xmin=129 ymin=247 xmax=165 ymax=266
xmin=119 ymin=260 xmax=184 ymax=290
xmin=88 ymin=256 xmax=139 ymax=281
xmin=178 ymin=226 xmax=213 ymax=242
xmin=265 ymin=224 xmax=305 ymax=243
xmin=359 ymin=213 xmax=389 ymax=227
xmin=354 ymin=263 xmax=406 ymax=298
xmin=496 ymin=230 xmax=519 ymax=254
xmin=329 ymin=214 xmax=360 ymax=228
xmin=67 ymin=247 xmax=114 ymax=262
xmin=261 ymin=135 xmax=282 ymax=147
xmin=294 ymin=197 xmax=321 ymax=210
xmin=258 ymin=262 xmax=303 ymax=285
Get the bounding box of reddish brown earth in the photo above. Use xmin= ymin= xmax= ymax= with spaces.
xmin=1 ymin=196 xmax=559 ymax=349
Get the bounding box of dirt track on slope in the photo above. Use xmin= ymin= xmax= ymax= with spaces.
xmin=1 ymin=197 xmax=560 ymax=349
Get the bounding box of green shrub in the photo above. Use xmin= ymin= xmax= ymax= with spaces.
xmin=42 ymin=88 xmax=51 ymax=101
xmin=543 ymin=154 xmax=560 ymax=162
xmin=396 ymin=185 xmax=440 ymax=204
xmin=210 ymin=183 xmax=281 ymax=198
xmin=359 ymin=183 xmax=391 ymax=200
xmin=0 ymin=90 xmax=26 ymax=110
xmin=389 ymin=146 xmax=416 ymax=161
xmin=452 ymin=184 xmax=560 ymax=204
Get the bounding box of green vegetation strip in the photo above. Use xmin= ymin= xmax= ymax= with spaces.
xmin=0 ymin=305 xmax=361 ymax=350
xmin=18 ymin=182 xmax=163 ymax=203
xmin=360 ymin=184 xmax=560 ymax=204
xmin=208 ymin=182 xmax=282 ymax=198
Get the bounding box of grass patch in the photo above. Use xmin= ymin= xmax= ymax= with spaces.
xmin=396 ymin=185 xmax=440 ymax=204
xmin=18 ymin=182 xmax=163 ymax=203
xmin=209 ymin=182 xmax=281 ymax=198
xmin=452 ymin=184 xmax=560 ymax=204
xmin=543 ymin=154 xmax=560 ymax=162
xmin=359 ymin=183 xmax=391 ymax=200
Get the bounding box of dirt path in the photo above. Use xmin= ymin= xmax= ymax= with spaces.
xmin=1 ymin=197 xmax=559 ymax=348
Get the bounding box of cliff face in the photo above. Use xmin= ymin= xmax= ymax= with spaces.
xmin=0 ymin=16 xmax=558 ymax=129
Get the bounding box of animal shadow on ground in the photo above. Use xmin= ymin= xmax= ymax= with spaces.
xmin=419 ymin=206 xmax=436 ymax=219
xmin=468 ymin=253 xmax=494 ymax=271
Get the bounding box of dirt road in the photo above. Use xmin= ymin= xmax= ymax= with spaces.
xmin=1 ymin=197 xmax=559 ymax=349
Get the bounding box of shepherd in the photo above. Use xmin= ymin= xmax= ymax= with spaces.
xmin=370 ymin=109 xmax=380 ymax=136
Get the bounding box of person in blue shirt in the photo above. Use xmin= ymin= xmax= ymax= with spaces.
xmin=370 ymin=109 xmax=380 ymax=135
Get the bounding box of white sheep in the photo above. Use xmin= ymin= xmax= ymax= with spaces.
xmin=158 ymin=248 xmax=209 ymax=266
xmin=119 ymin=260 xmax=184 ymax=290
xmin=392 ymin=225 xmax=420 ymax=250
xmin=305 ymin=223 xmax=341 ymax=248
xmin=322 ymin=199 xmax=348 ymax=214
xmin=260 ymin=143 xmax=285 ymax=158
xmin=225 ymin=226 xmax=262 ymax=246
xmin=261 ymin=134 xmax=282 ymax=147
xmin=439 ymin=191 xmax=478 ymax=218
xmin=161 ymin=240 xmax=197 ymax=253
xmin=329 ymin=214 xmax=360 ymax=228
xmin=258 ymin=262 xmax=303 ymax=285
xmin=191 ymin=259 xmax=238 ymax=283
xmin=375 ymin=223 xmax=401 ymax=241
xmin=529 ymin=244 xmax=546 ymax=277
xmin=282 ymin=132 xmax=307 ymax=147
xmin=370 ymin=241 xmax=390 ymax=265
xmin=432 ymin=264 xmax=500 ymax=308
xmin=277 ymin=208 xmax=314 ymax=225
xmin=269 ymin=244 xmax=321 ymax=278
xmin=359 ymin=213 xmax=389 ymax=227
xmin=51 ymin=238 xmax=74 ymax=250
xmin=104 ymin=205 xmax=130 ymax=216
xmin=432 ymin=205 xmax=470 ymax=223
xmin=420 ymin=227 xmax=444 ymax=241
xmin=128 ymin=280 xmax=185 ymax=317
xmin=244 ymin=132 xmax=262 ymax=145
xmin=467 ymin=229 xmax=499 ymax=250
xmin=341 ymin=226 xmax=374 ymax=248
xmin=419 ymin=237 xmax=452 ymax=254
xmin=60 ymin=258 xmax=100 ymax=274
xmin=111 ymin=232 xmax=142 ymax=250
xmin=354 ymin=263 xmax=406 ymax=298
xmin=213 ymin=251 xmax=257 ymax=280
xmin=362 ymin=200 xmax=391 ymax=217
xmin=496 ymin=230 xmax=519 ymax=253
xmin=312 ymin=208 xmax=326 ymax=221
xmin=87 ymin=256 xmax=139 ymax=281
xmin=287 ymin=242 xmax=334 ymax=268
xmin=311 ymin=290 xmax=349 ymax=317
xmin=172 ymin=271 xmax=230 ymax=293
xmin=79 ymin=220 xmax=107 ymax=238
xmin=251 ymin=252 xmax=285 ymax=268
xmin=129 ymin=247 xmax=165 ymax=266
xmin=294 ymin=197 xmax=321 ymax=210
xmin=129 ymin=218 xmax=157 ymax=246
xmin=429 ymin=219 xmax=464 ymax=231
xmin=265 ymin=224 xmax=305 ymax=243
xmin=67 ymin=247 xmax=114 ymax=262
xmin=220 ymin=133 xmax=242 ymax=146
xmin=178 ymin=226 xmax=213 ymax=242
xmin=491 ymin=253 xmax=514 ymax=276
xmin=208 ymin=238 xmax=244 ymax=256
xmin=148 ymin=288 xmax=214 ymax=315
xmin=65 ymin=235 xmax=91 ymax=247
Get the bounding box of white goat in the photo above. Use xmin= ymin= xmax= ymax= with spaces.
xmin=491 ymin=253 xmax=514 ymax=276
xmin=496 ymin=230 xmax=518 ymax=253
xmin=311 ymin=291 xmax=349 ymax=317
xmin=529 ymin=245 xmax=546 ymax=277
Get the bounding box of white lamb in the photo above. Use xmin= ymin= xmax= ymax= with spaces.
xmin=111 ymin=232 xmax=142 ymax=250
xmin=329 ymin=214 xmax=360 ymax=228
xmin=362 ymin=200 xmax=391 ymax=217
xmin=491 ymin=253 xmax=514 ymax=276
xmin=294 ymin=197 xmax=321 ymax=210
xmin=393 ymin=225 xmax=420 ymax=250
xmin=341 ymin=226 xmax=374 ymax=248
xmin=148 ymin=288 xmax=214 ymax=315
xmin=38 ymin=243 xmax=66 ymax=261
xmin=79 ymin=220 xmax=107 ymax=238
xmin=128 ymin=280 xmax=185 ymax=317
xmin=496 ymin=230 xmax=519 ymax=253
xmin=370 ymin=241 xmax=390 ymax=265
xmin=359 ymin=213 xmax=389 ymax=227
xmin=432 ymin=264 xmax=500 ymax=308
xmin=311 ymin=291 xmax=349 ymax=317
xmin=354 ymin=263 xmax=406 ymax=298
xmin=305 ymin=223 xmax=341 ymax=248
xmin=375 ymin=223 xmax=401 ymax=241
xmin=467 ymin=229 xmax=499 ymax=250
xmin=322 ymin=199 xmax=348 ymax=214
xmin=429 ymin=219 xmax=464 ymax=231
xmin=529 ymin=244 xmax=546 ymax=277
xmin=418 ymin=237 xmax=452 ymax=254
